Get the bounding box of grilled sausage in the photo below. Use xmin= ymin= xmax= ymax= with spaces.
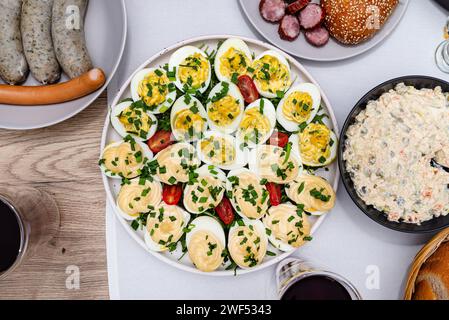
xmin=0 ymin=0 xmax=29 ymax=84
xmin=21 ymin=0 xmax=61 ymax=84
xmin=0 ymin=68 xmax=105 ymax=105
xmin=286 ymin=0 xmax=309 ymax=15
xmin=299 ymin=3 xmax=325 ymax=30
xmin=278 ymin=15 xmax=300 ymax=41
xmin=259 ymin=0 xmax=286 ymax=23
xmin=305 ymin=26 xmax=330 ymax=47
xmin=52 ymin=0 xmax=93 ymax=79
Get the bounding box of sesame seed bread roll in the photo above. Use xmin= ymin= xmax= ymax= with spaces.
xmin=321 ymin=0 xmax=399 ymax=45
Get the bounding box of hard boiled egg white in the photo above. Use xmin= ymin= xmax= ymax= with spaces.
xmin=130 ymin=68 xmax=177 ymax=114
xmin=170 ymin=95 xmax=208 ymax=142
xmin=197 ymin=131 xmax=248 ymax=171
xmin=169 ymin=46 xmax=212 ymax=94
xmin=214 ymin=38 xmax=253 ymax=83
xmin=186 ymin=216 xmax=226 ymax=249
xmin=276 ymin=83 xmax=321 ymax=132
xmin=111 ymin=100 xmax=158 ymax=141
xmin=252 ymin=50 xmax=292 ymax=99
xmin=237 ymin=98 xmax=276 ymax=147
xmin=206 ymin=82 xmax=244 ymax=134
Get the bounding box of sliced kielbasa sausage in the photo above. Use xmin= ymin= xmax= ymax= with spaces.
xmin=299 ymin=3 xmax=325 ymax=30
xmin=286 ymin=0 xmax=309 ymax=15
xmin=279 ymin=15 xmax=300 ymax=41
xmin=305 ymin=26 xmax=330 ymax=47
xmin=259 ymin=0 xmax=286 ymax=23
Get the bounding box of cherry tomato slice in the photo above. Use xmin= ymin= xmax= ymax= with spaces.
xmin=237 ymin=75 xmax=260 ymax=104
xmin=147 ymin=130 xmax=174 ymax=154
xmin=214 ymin=197 xmax=235 ymax=225
xmin=162 ymin=184 xmax=183 ymax=205
xmin=266 ymin=182 xmax=282 ymax=206
xmin=268 ymin=131 xmax=289 ymax=148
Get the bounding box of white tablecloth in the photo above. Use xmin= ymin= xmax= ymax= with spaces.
xmin=105 ymin=0 xmax=449 ymax=300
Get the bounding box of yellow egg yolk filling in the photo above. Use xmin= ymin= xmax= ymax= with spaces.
xmin=300 ymin=123 xmax=332 ymax=165
xmin=208 ymin=95 xmax=241 ymax=127
xmin=283 ymin=91 xmax=314 ymax=123
xmin=137 ymin=71 xmax=170 ymax=108
xmin=178 ymin=53 xmax=209 ymax=89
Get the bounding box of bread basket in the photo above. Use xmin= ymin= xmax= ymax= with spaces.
xmin=404 ymin=228 xmax=449 ymax=299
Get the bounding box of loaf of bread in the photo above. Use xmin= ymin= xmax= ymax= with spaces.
xmin=413 ymin=241 xmax=449 ymax=300
xmin=321 ymin=0 xmax=399 ymax=45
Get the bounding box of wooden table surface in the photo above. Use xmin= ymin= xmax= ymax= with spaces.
xmin=0 ymin=94 xmax=109 ymax=300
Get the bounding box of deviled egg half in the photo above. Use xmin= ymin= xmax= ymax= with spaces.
xmin=249 ymin=144 xmax=303 ymax=184
xmin=130 ymin=68 xmax=177 ymax=114
xmin=206 ymin=82 xmax=244 ymax=134
xmin=183 ymin=165 xmax=226 ymax=214
xmin=170 ymin=95 xmax=208 ymax=142
xmin=263 ymin=202 xmax=311 ymax=252
xmin=144 ymin=203 xmax=191 ymax=252
xmin=226 ymin=168 xmax=269 ymax=220
xmin=186 ymin=216 xmax=226 ymax=272
xmin=169 ymin=46 xmax=212 ymax=94
xmin=197 ymin=131 xmax=248 ymax=171
xmin=228 ymin=219 xmax=268 ymax=269
xmin=154 ymin=143 xmax=200 ymax=185
xmin=251 ymin=50 xmax=292 ymax=98
xmin=237 ymin=98 xmax=276 ymax=147
xmin=286 ymin=175 xmax=336 ymax=216
xmin=111 ymin=100 xmax=158 ymax=141
xmin=100 ymin=137 xmax=153 ymax=179
xmin=276 ymin=83 xmax=321 ymax=132
xmin=116 ymin=178 xmax=162 ymax=221
xmin=289 ymin=123 xmax=337 ymax=167
xmin=214 ymin=38 xmax=253 ymax=83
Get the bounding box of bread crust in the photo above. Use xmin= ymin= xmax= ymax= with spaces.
xmin=321 ymin=0 xmax=399 ymax=45
xmin=413 ymin=241 xmax=449 ymax=300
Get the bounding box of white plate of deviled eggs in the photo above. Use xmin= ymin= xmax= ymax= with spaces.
xmin=100 ymin=35 xmax=340 ymax=276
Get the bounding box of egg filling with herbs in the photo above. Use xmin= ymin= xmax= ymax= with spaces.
xmin=252 ymin=52 xmax=291 ymax=97
xmin=200 ymin=136 xmax=236 ymax=166
xmin=184 ymin=172 xmax=225 ymax=214
xmin=219 ymin=47 xmax=251 ymax=80
xmin=253 ymin=145 xmax=301 ymax=184
xmin=300 ymin=123 xmax=333 ymax=166
xmin=117 ymin=179 xmax=162 ymax=219
xmin=155 ymin=143 xmax=200 ymax=185
xmin=188 ymin=230 xmax=224 ymax=272
xmin=137 ymin=70 xmax=172 ymax=108
xmin=283 ymin=92 xmax=314 ymax=123
xmin=228 ymin=171 xmax=269 ymax=220
xmin=240 ymin=108 xmax=270 ymax=143
xmin=286 ymin=175 xmax=336 ymax=214
xmin=228 ymin=224 xmax=267 ymax=268
xmin=174 ymin=109 xmax=205 ymax=139
xmin=178 ymin=53 xmax=210 ymax=90
xmin=263 ymin=203 xmax=311 ymax=251
xmin=146 ymin=204 xmax=189 ymax=251
xmin=101 ymin=140 xmax=148 ymax=179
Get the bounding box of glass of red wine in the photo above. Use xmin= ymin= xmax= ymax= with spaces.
xmin=0 ymin=186 xmax=60 ymax=280
xmin=277 ymin=258 xmax=362 ymax=300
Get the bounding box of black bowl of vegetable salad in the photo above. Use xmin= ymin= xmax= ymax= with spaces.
xmin=339 ymin=75 xmax=449 ymax=233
